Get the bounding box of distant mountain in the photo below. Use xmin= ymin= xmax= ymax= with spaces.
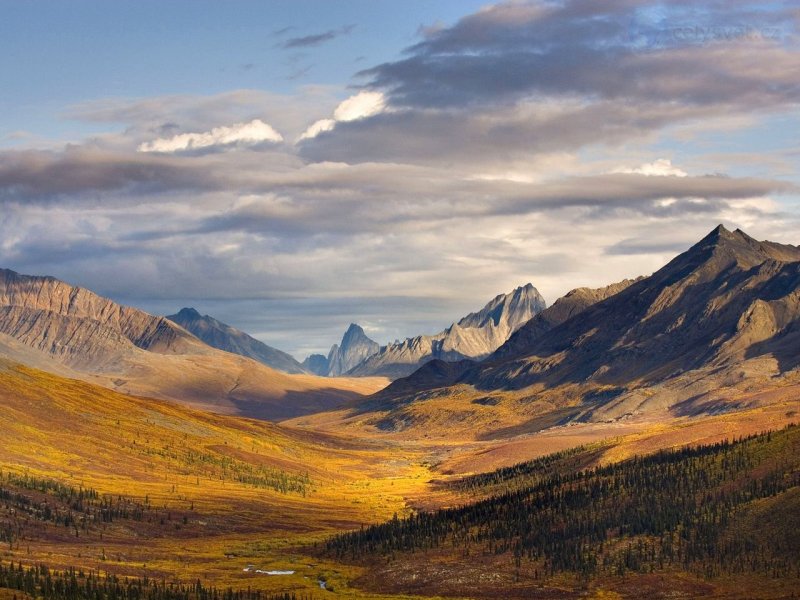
xmin=166 ymin=307 xmax=306 ymax=374
xmin=493 ymin=278 xmax=640 ymax=361
xmin=348 ymin=284 xmax=546 ymax=378
xmin=0 ymin=268 xmax=387 ymax=420
xmin=327 ymin=324 xmax=380 ymax=376
xmin=333 ymin=226 xmax=800 ymax=437
xmin=303 ymin=324 xmax=380 ymax=377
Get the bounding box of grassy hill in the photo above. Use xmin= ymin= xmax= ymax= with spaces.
xmin=327 ymin=425 xmax=800 ymax=599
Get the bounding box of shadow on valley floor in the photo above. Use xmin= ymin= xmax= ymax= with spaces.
xmin=232 ymin=387 xmax=372 ymax=421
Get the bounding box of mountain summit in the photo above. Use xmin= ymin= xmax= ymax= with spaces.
xmin=466 ymin=225 xmax=800 ymax=411
xmin=166 ymin=307 xmax=306 ymax=374
xmin=303 ymin=323 xmax=380 ymax=377
xmin=349 ymin=284 xmax=547 ymax=378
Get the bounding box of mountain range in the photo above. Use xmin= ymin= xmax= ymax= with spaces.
xmin=299 ymin=226 xmax=800 ymax=438
xmin=349 ymin=283 xmax=547 ymax=378
xmin=0 ymin=268 xmax=385 ymax=420
xmin=302 ymin=284 xmax=547 ymax=380
xmin=2 ymin=225 xmax=799 ymax=600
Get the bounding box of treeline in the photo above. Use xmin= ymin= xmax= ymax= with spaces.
xmin=0 ymin=561 xmax=315 ymax=600
xmin=450 ymin=443 xmax=605 ymax=497
xmin=328 ymin=425 xmax=800 ymax=580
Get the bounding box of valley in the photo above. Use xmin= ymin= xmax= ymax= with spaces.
xmin=1 ymin=226 xmax=799 ymax=599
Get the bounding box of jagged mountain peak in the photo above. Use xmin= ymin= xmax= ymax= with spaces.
xmin=342 ymin=323 xmax=372 ymax=344
xmin=306 ymin=323 xmax=380 ymax=377
xmin=684 ymin=224 xmax=800 ymax=267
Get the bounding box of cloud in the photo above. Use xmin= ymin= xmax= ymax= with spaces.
xmin=360 ymin=1 xmax=799 ymax=110
xmin=294 ymin=0 xmax=799 ymax=167
xmin=138 ymin=119 xmax=283 ymax=154
xmin=279 ymin=25 xmax=355 ymax=49
xmin=298 ymin=91 xmax=385 ymax=141
xmin=612 ymin=159 xmax=688 ymax=177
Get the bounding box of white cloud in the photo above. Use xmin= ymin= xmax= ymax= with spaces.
xmin=612 ymin=158 xmax=688 ymax=177
xmin=297 ymin=119 xmax=336 ymax=141
xmin=298 ymin=91 xmax=385 ymax=141
xmin=333 ymin=91 xmax=385 ymax=121
xmin=138 ymin=119 xmax=283 ymax=153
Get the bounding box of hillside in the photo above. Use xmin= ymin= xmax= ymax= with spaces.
xmin=328 ymin=425 xmax=800 ymax=599
xmin=0 ymin=268 xmax=387 ymax=420
xmin=349 ymin=284 xmax=546 ymax=379
xmin=167 ymin=307 xmax=307 ymax=374
xmin=0 ymin=268 xmax=205 ymax=370
xmin=0 ymin=357 xmax=797 ymax=600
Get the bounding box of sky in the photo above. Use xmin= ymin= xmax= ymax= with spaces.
xmin=1 ymin=0 xmax=799 ymax=359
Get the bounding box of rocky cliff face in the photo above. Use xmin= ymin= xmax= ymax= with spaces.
xmin=167 ymin=307 xmax=306 ymax=374
xmin=305 ymin=324 xmax=380 ymax=377
xmin=349 ymin=284 xmax=546 ymax=378
xmin=0 ymin=268 xmax=203 ymax=370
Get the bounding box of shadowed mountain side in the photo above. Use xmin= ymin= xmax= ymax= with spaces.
xmin=464 ymin=226 xmax=800 ymax=393
xmin=0 ymin=268 xmax=388 ymax=420
xmin=167 ymin=307 xmax=307 ymax=374
xmin=356 ymin=359 xmax=476 ymax=413
xmin=348 ymin=284 xmax=546 ymax=379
